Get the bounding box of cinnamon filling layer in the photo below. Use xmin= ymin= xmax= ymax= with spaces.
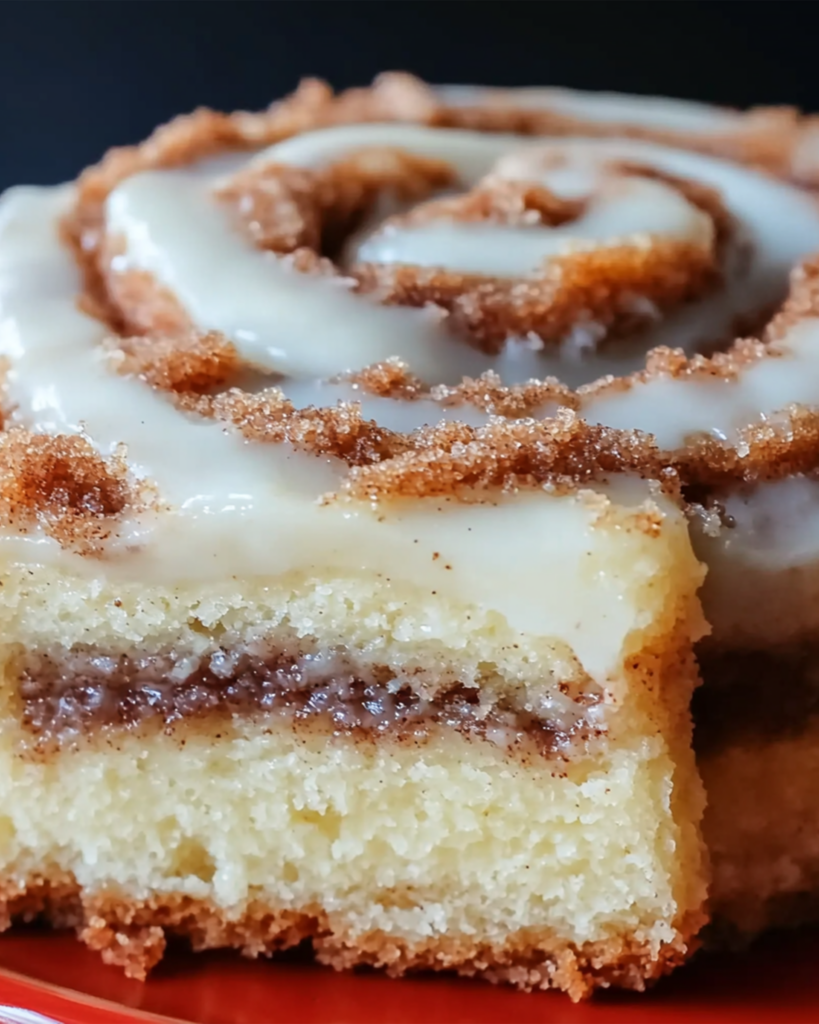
xmin=15 ymin=646 xmax=605 ymax=757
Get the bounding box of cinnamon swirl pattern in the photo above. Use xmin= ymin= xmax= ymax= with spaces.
xmin=2 ymin=77 xmax=819 ymax=996
xmin=47 ymin=119 xmax=819 ymax=517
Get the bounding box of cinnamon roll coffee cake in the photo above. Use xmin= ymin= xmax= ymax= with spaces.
xmin=3 ymin=75 xmax=819 ymax=1000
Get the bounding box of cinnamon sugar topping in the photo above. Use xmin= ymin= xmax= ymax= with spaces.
xmin=107 ymin=331 xmax=240 ymax=394
xmin=0 ymin=430 xmax=135 ymax=555
xmin=354 ymin=240 xmax=718 ymax=353
xmin=196 ymin=389 xmax=404 ymax=466
xmin=4 ymin=77 xmax=819 ymax=552
xmin=338 ymin=360 xmax=426 ymax=399
xmin=387 ymin=178 xmax=585 ymax=228
xmin=341 ymin=410 xmax=668 ymax=500
xmin=430 ymin=372 xmax=576 ymax=416
xmin=57 ymin=105 xmax=819 ymax=501
xmin=218 ymin=151 xmax=455 ymax=256
xmin=765 ymin=254 xmax=819 ymax=341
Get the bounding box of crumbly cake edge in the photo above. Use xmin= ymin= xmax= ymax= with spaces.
xmin=0 ymin=872 xmax=705 ymax=1001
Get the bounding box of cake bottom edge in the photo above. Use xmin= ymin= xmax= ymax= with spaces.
xmin=0 ymin=872 xmax=704 ymax=1002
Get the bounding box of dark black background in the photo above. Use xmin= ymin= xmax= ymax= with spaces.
xmin=0 ymin=1 xmax=813 ymax=191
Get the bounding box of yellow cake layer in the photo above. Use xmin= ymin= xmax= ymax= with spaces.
xmin=0 ymin=713 xmax=707 ymax=994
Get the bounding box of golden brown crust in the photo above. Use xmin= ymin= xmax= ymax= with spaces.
xmin=0 ymin=872 xmax=701 ymax=1000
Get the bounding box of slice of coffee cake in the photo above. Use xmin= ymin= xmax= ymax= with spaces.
xmin=0 ymin=103 xmax=715 ymax=1000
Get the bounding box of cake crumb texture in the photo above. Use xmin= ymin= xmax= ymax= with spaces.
xmin=0 ymin=716 xmax=706 ymax=1000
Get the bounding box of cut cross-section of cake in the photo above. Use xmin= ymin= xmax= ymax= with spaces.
xmin=0 ymin=98 xmax=718 ymax=1000
xmin=0 ymin=469 xmax=708 ymax=999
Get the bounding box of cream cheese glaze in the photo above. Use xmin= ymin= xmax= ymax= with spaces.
xmin=355 ymin=176 xmax=713 ymax=277
xmin=254 ymin=127 xmax=819 ymax=448
xmin=0 ymin=184 xmax=688 ymax=677
xmin=589 ymin=318 xmax=819 ymax=448
xmin=106 ymin=124 xmax=819 ymax=390
xmin=106 ymin=173 xmax=490 ymax=385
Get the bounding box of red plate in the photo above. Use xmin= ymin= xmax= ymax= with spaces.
xmin=0 ymin=926 xmax=816 ymax=1024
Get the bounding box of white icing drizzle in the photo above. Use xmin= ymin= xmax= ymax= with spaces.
xmin=105 ymin=125 xmax=819 ymax=391
xmin=433 ymin=84 xmax=819 ymax=188
xmin=106 ymin=172 xmax=487 ymax=385
xmin=8 ymin=120 xmax=819 ymax=454
xmin=4 ymin=114 xmax=819 ymax=653
xmin=281 ymin=379 xmax=492 ymax=432
xmin=248 ymin=123 xmax=518 ymax=178
xmin=0 ymin=186 xmax=341 ymax=509
xmin=586 ymin=316 xmax=819 ymax=448
xmin=356 ymin=176 xmax=712 ymax=278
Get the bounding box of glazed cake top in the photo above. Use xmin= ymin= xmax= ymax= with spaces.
xmin=0 ymin=75 xmax=819 ymax=609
